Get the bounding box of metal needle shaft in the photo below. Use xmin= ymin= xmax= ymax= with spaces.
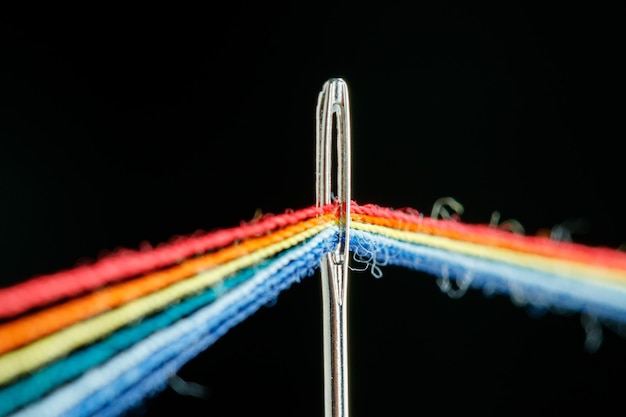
xmin=315 ymin=78 xmax=351 ymax=417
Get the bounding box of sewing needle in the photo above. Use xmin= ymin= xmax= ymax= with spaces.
xmin=316 ymin=78 xmax=351 ymax=417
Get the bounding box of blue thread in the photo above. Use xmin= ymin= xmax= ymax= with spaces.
xmin=68 ymin=233 xmax=333 ymax=417
xmin=350 ymin=230 xmax=626 ymax=324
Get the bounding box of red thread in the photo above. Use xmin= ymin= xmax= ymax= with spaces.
xmin=0 ymin=204 xmax=337 ymax=319
xmin=0 ymin=214 xmax=335 ymax=354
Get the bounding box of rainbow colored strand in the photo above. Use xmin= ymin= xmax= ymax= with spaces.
xmin=1 ymin=202 xmax=626 ymax=417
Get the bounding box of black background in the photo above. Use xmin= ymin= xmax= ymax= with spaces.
xmin=1 ymin=3 xmax=626 ymax=416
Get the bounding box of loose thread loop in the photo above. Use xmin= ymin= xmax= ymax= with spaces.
xmin=436 ymin=265 xmax=472 ymax=299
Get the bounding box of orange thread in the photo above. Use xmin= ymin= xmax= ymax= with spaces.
xmin=0 ymin=214 xmax=335 ymax=355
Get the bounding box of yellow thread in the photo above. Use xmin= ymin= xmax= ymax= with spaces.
xmin=0 ymin=223 xmax=331 ymax=385
xmin=352 ymin=221 xmax=626 ymax=290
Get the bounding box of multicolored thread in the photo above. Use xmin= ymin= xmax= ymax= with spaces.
xmin=1 ymin=201 xmax=625 ymax=417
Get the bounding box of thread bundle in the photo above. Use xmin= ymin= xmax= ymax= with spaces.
xmin=1 ymin=202 xmax=625 ymax=417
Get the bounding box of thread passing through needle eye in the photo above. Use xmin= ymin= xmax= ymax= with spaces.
xmin=316 ymin=78 xmax=351 ymax=417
